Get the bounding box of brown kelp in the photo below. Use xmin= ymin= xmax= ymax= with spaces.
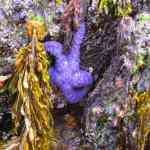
xmin=9 ymin=17 xmax=56 ymax=149
xmin=135 ymin=86 xmax=150 ymax=150
xmin=62 ymin=0 xmax=80 ymax=32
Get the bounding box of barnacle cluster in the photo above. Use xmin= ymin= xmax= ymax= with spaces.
xmin=84 ymin=4 xmax=150 ymax=149
xmin=128 ymin=11 xmax=150 ymax=150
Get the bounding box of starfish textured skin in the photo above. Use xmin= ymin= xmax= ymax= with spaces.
xmin=44 ymin=23 xmax=93 ymax=103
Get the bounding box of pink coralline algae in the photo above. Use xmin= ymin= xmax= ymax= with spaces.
xmin=44 ymin=22 xmax=93 ymax=103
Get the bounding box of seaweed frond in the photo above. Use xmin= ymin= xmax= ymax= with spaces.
xmin=10 ymin=18 xmax=57 ymax=150
xmin=55 ymin=0 xmax=62 ymax=7
xmin=135 ymin=86 xmax=150 ymax=150
xmin=97 ymin=0 xmax=132 ymax=17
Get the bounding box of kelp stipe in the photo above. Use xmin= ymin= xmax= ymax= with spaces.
xmin=10 ymin=18 xmax=57 ymax=149
xmin=62 ymin=0 xmax=80 ymax=32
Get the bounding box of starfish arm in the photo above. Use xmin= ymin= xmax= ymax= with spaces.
xmin=71 ymin=70 xmax=93 ymax=88
xmin=69 ymin=22 xmax=86 ymax=60
xmin=66 ymin=89 xmax=87 ymax=103
xmin=48 ymin=67 xmax=59 ymax=85
xmin=61 ymin=83 xmax=87 ymax=103
xmin=44 ymin=41 xmax=63 ymax=58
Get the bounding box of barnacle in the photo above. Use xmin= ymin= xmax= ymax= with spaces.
xmin=9 ymin=17 xmax=56 ymax=149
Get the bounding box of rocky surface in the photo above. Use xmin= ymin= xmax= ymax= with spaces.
xmin=0 ymin=0 xmax=150 ymax=150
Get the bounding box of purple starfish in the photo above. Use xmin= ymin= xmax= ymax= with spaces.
xmin=44 ymin=22 xmax=93 ymax=103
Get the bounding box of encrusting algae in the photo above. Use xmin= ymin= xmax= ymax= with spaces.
xmin=8 ymin=17 xmax=57 ymax=150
